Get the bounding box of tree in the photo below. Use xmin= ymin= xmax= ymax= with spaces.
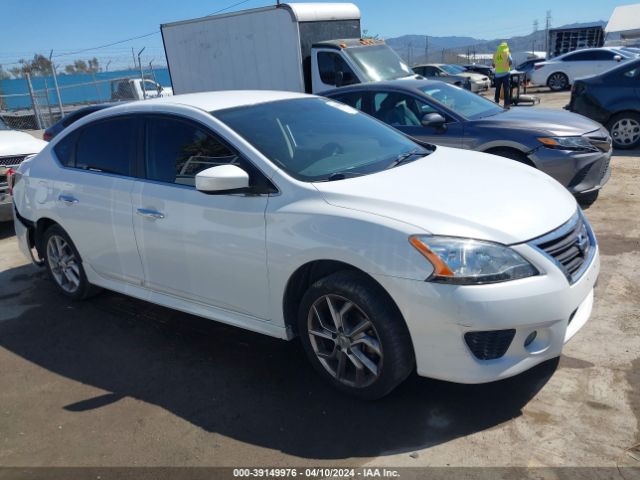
xmin=63 ymin=57 xmax=101 ymax=74
xmin=7 ymin=54 xmax=53 ymax=78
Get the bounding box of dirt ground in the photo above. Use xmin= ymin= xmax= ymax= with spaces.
xmin=0 ymin=91 xmax=639 ymax=472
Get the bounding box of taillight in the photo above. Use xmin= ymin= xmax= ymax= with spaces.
xmin=6 ymin=168 xmax=15 ymax=195
xmin=534 ymin=64 xmax=544 ymax=70
xmin=43 ymin=130 xmax=53 ymax=141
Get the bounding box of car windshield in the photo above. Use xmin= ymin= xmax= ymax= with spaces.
xmin=212 ymin=98 xmax=430 ymax=182
xmin=441 ymin=64 xmax=465 ymax=74
xmin=420 ymin=83 xmax=503 ymax=119
xmin=0 ymin=119 xmax=9 ymax=130
xmin=344 ymin=44 xmax=413 ymax=81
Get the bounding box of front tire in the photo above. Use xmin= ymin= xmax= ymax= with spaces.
xmin=43 ymin=224 xmax=100 ymax=300
xmin=607 ymin=112 xmax=640 ymax=149
xmin=298 ymin=270 xmax=414 ymax=399
xmin=547 ymin=72 xmax=569 ymax=91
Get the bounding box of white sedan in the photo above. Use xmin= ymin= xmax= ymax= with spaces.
xmin=530 ymin=47 xmax=634 ymax=91
xmin=11 ymin=91 xmax=599 ymax=398
xmin=0 ymin=119 xmax=47 ymax=222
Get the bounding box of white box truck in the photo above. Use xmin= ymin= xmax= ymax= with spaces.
xmin=161 ymin=2 xmax=415 ymax=94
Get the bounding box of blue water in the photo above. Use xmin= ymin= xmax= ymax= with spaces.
xmin=0 ymin=68 xmax=171 ymax=110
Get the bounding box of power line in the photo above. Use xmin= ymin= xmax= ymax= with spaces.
xmin=209 ymin=0 xmax=254 ymax=16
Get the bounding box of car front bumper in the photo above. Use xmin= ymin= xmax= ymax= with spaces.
xmin=373 ymin=237 xmax=599 ymax=384
xmin=528 ymin=146 xmax=612 ymax=195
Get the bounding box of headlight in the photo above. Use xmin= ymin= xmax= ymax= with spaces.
xmin=537 ymin=136 xmax=596 ymax=151
xmin=409 ymin=236 xmax=538 ymax=285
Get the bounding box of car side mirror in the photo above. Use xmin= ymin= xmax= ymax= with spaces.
xmin=421 ymin=112 xmax=447 ymax=129
xmin=614 ymin=55 xmax=622 ymax=62
xmin=195 ymin=164 xmax=249 ymax=193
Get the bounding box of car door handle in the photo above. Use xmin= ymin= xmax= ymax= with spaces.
xmin=58 ymin=194 xmax=78 ymax=205
xmin=136 ymin=208 xmax=165 ymax=219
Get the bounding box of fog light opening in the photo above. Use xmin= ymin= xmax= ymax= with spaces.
xmin=524 ymin=331 xmax=537 ymax=347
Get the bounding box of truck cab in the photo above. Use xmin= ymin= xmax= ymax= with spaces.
xmin=110 ymin=78 xmax=173 ymax=101
xmin=311 ymin=39 xmax=415 ymax=92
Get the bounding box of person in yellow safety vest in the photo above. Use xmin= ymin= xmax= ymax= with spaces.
xmin=493 ymin=41 xmax=513 ymax=108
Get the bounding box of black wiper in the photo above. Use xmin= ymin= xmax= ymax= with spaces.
xmin=386 ymin=148 xmax=427 ymax=169
xmin=323 ymin=171 xmax=363 ymax=182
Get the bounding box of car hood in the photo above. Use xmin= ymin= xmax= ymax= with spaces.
xmin=471 ymin=107 xmax=604 ymax=136
xmin=313 ymin=146 xmax=577 ymax=245
xmin=0 ymin=130 xmax=47 ymax=157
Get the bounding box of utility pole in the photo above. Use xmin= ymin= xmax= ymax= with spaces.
xmin=424 ymin=36 xmax=429 ymax=63
xmin=48 ymin=50 xmax=64 ymax=117
xmin=131 ymin=47 xmax=137 ymax=70
xmin=137 ymin=47 xmax=146 ymax=99
xmin=533 ymin=19 xmax=539 ymax=33
xmin=545 ymin=10 xmax=552 ymax=56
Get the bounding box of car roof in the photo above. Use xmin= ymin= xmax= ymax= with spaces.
xmin=104 ymin=90 xmax=311 ymax=114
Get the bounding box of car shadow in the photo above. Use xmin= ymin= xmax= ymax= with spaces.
xmin=0 ymin=263 xmax=559 ymax=459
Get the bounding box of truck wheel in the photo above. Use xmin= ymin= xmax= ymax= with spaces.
xmin=298 ymin=270 xmax=414 ymax=399
xmin=608 ymin=112 xmax=640 ymax=149
xmin=547 ymin=72 xmax=569 ymax=91
xmin=43 ymin=224 xmax=100 ymax=300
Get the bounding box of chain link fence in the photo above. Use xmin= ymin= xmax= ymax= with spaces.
xmin=0 ymin=68 xmax=170 ymax=131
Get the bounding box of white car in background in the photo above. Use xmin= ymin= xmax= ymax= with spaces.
xmin=0 ymin=119 xmax=47 ymax=222
xmin=530 ymin=47 xmax=636 ymax=91
xmin=11 ymin=91 xmax=599 ymax=398
xmin=413 ymin=64 xmax=490 ymax=92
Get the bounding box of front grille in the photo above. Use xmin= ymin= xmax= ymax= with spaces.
xmin=464 ymin=329 xmax=516 ymax=360
xmin=0 ymin=155 xmax=26 ymax=167
xmin=531 ymin=212 xmax=595 ymax=284
xmin=598 ymin=157 xmax=611 ymax=183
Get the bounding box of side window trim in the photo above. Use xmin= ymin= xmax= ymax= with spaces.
xmin=142 ymin=113 xmax=278 ymax=195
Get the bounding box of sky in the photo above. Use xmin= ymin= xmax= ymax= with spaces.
xmin=1 ymin=0 xmax=631 ymax=70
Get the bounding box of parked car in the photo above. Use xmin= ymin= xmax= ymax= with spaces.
xmin=412 ymin=64 xmax=471 ymax=89
xmin=442 ymin=64 xmax=491 ymax=91
xmin=515 ymin=58 xmax=545 ymax=82
xmin=324 ymin=79 xmax=612 ymax=203
xmin=413 ymin=64 xmax=490 ymax=92
xmin=530 ymin=47 xmax=635 ymax=91
xmin=43 ymin=104 xmax=113 ymax=141
xmin=567 ymin=57 xmax=640 ymax=149
xmin=12 ymin=91 xmax=599 ymax=399
xmin=111 ymin=78 xmax=173 ymax=101
xmin=462 ymin=63 xmax=495 ymax=84
xmin=0 ymin=119 xmax=47 ymax=222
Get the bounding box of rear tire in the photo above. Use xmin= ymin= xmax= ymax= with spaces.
xmin=607 ymin=112 xmax=640 ymax=150
xmin=547 ymin=72 xmax=569 ymax=91
xmin=298 ymin=270 xmax=414 ymax=400
xmin=43 ymin=224 xmax=100 ymax=300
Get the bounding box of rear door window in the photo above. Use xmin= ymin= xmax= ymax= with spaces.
xmin=75 ymin=117 xmax=138 ymax=176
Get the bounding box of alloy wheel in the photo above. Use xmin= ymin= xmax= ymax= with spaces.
xmin=611 ymin=118 xmax=640 ymax=147
xmin=548 ymin=73 xmax=568 ymax=91
xmin=46 ymin=234 xmax=81 ymax=293
xmin=307 ymin=294 xmax=383 ymax=388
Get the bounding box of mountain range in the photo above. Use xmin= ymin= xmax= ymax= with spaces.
xmin=384 ymin=21 xmax=607 ymax=64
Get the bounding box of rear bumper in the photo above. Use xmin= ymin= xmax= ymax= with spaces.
xmin=373 ymin=242 xmax=599 ymax=384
